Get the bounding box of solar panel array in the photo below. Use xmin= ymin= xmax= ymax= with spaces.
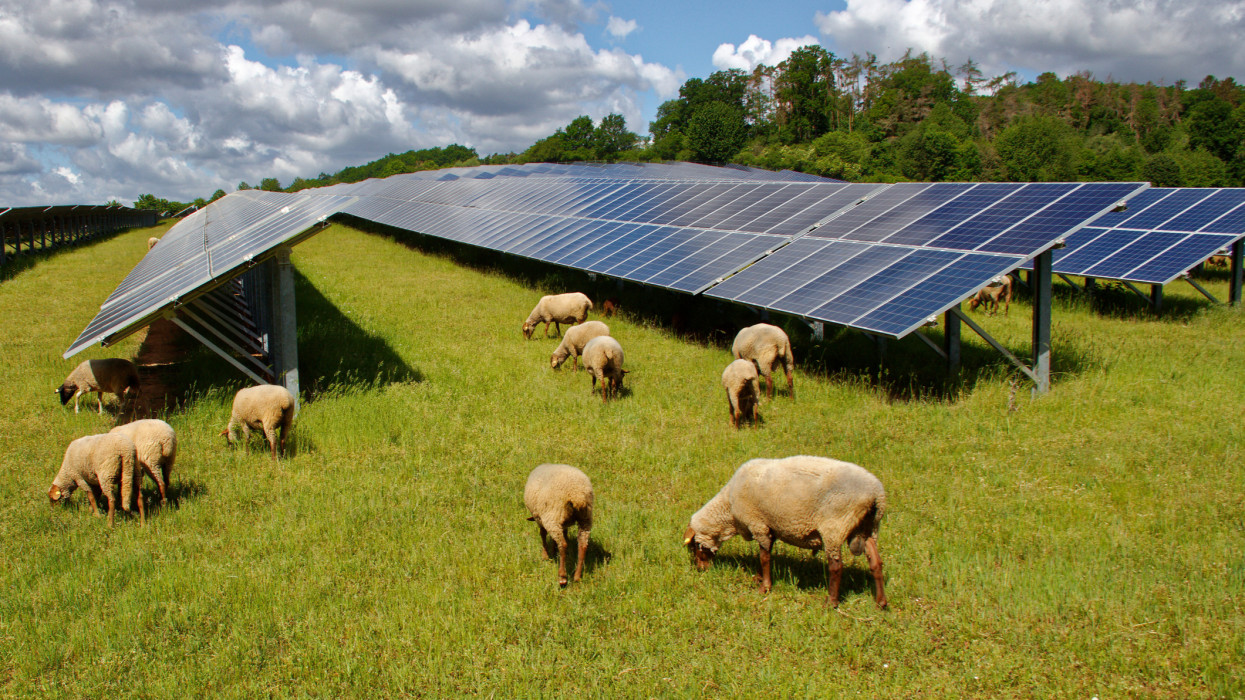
xmin=1018 ymin=187 xmax=1245 ymax=284
xmin=67 ymin=161 xmax=1149 ymax=359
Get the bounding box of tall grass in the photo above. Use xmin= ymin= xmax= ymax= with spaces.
xmin=1 ymin=223 xmax=1241 ymax=697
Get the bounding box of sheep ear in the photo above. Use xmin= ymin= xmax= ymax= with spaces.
xmin=683 ymin=526 xmax=696 ymax=545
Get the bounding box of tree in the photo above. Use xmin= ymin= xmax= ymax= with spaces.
xmin=260 ymin=178 xmax=282 ymax=192
xmin=686 ymin=102 xmax=747 ymax=163
xmin=211 ymin=189 xmax=227 ymax=202
xmin=774 ymin=45 xmax=835 ymax=144
xmin=1141 ymin=153 xmax=1182 ymax=187
xmin=593 ymin=113 xmax=638 ymax=158
xmin=1187 ymin=97 xmax=1241 ymax=162
xmin=237 ymin=181 xmax=252 ymax=191
xmin=563 ymin=116 xmax=596 ymax=152
xmin=994 ymin=116 xmax=1078 ymax=181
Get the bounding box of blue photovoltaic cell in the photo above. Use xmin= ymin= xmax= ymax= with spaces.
xmin=1082 ymin=231 xmax=1189 ymax=279
xmin=809 ymin=249 xmax=960 ymax=325
xmin=1086 ymin=188 xmax=1172 ymax=228
xmin=702 ymin=237 xmax=832 ymax=303
xmin=846 ymin=184 xmax=973 ymax=243
xmin=773 ymin=245 xmax=911 ymax=316
xmin=981 ymin=182 xmax=1143 ymax=256
xmin=628 ymin=231 xmax=727 ymax=281
xmin=1202 ymin=202 xmax=1245 ymax=233
xmin=854 ymin=254 xmax=1020 ymax=337
xmin=571 ymin=223 xmax=648 ymax=269
xmin=712 ymin=184 xmax=795 ymax=230
xmin=930 ymin=183 xmax=1076 ymax=251
xmin=811 ymin=184 xmax=931 ymax=239
xmin=1115 ymin=188 xmax=1211 ymax=229
xmin=670 ymin=236 xmax=778 ymax=293
xmin=584 ymin=226 xmax=673 ymax=273
xmin=646 ymin=233 xmax=753 ymax=288
xmin=733 ymin=241 xmax=877 ymax=309
xmin=874 ymin=183 xmax=1024 ymax=247
xmin=554 ymin=222 xmax=634 ymax=267
xmin=1125 ymin=234 xmax=1238 ymax=282
xmin=1162 ymin=189 xmax=1245 ymax=232
xmin=1053 ymin=229 xmax=1145 ymax=271
xmin=605 ymin=229 xmax=699 ymax=277
xmin=1048 ymin=226 xmax=1109 ymax=262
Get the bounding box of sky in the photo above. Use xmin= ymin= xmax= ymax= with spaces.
xmin=1 ymin=0 xmax=1242 ymax=207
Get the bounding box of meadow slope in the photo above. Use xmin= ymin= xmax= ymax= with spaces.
xmin=1 ymin=223 xmax=1241 ymax=697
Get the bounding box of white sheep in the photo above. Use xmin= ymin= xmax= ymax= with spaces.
xmin=147 ymin=236 xmax=160 ymax=250
xmin=522 ymin=292 xmax=593 ymax=339
xmin=683 ymin=455 xmax=887 ymax=608
xmin=220 ymin=384 xmax=295 ymax=460
xmin=110 ymin=419 xmax=176 ymax=505
xmin=732 ymin=323 xmax=794 ymax=399
xmin=550 ymin=321 xmax=610 ymax=371
xmin=722 ymin=359 xmax=761 ymax=428
xmin=524 ymin=463 xmax=594 ymax=586
xmin=56 ymin=358 xmax=141 ymax=414
xmin=581 ymin=336 xmax=627 ymax=402
xmin=48 ymin=432 xmax=144 ymax=527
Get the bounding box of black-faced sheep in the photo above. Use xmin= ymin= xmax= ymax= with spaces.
xmin=110 ymin=419 xmax=176 ymax=506
xmin=968 ymin=274 xmax=1013 ymax=316
xmin=48 ymin=433 xmax=143 ymax=527
xmin=221 ymin=384 xmax=295 ymax=460
xmin=732 ymin=323 xmax=794 ymax=399
xmin=56 ymin=358 xmax=140 ymax=415
xmin=722 ymin=359 xmax=761 ymax=428
xmin=551 ymin=321 xmax=610 ymax=371
xmin=523 ymin=292 xmax=593 ymax=339
xmin=524 ymin=463 xmax=594 ymax=586
xmin=684 ymin=455 xmax=887 ymax=608
xmin=582 ymin=336 xmax=627 ymax=402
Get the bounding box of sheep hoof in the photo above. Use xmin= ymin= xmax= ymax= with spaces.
xmin=558 ymin=577 xmax=568 ymax=587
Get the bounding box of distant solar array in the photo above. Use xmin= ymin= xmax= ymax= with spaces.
xmin=67 ymin=162 xmax=1148 ymax=359
xmin=1018 ymin=187 xmax=1245 ymax=284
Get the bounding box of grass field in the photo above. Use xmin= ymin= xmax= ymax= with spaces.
xmin=1 ymin=222 xmax=1242 ymax=697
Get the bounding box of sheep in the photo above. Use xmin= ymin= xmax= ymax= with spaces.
xmin=48 ymin=433 xmax=144 ymax=527
xmin=110 ymin=419 xmax=176 ymax=506
xmin=522 ymin=292 xmax=593 ymax=339
xmin=524 ymin=463 xmax=594 ymax=586
xmin=550 ymin=321 xmax=610 ymax=371
xmin=683 ymin=455 xmax=887 ymax=608
xmin=968 ymin=274 xmax=1013 ymax=316
xmin=722 ymin=359 xmax=761 ymax=428
xmin=602 ymin=297 xmax=620 ymax=317
xmin=582 ymin=336 xmax=628 ymax=402
xmin=147 ymin=236 xmax=160 ymax=250
xmin=731 ymin=323 xmax=794 ymax=399
xmin=220 ymin=384 xmax=295 ymax=460
xmin=56 ymin=358 xmax=140 ymax=415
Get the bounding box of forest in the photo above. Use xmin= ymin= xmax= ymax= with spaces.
xmin=137 ymin=47 xmax=1245 ymax=212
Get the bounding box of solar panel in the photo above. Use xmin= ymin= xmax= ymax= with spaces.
xmin=1020 ymin=187 xmax=1245 ymax=284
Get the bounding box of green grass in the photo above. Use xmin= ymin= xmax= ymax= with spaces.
xmin=2 ymin=223 xmax=1242 ymax=697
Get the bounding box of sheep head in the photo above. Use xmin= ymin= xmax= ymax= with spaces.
xmin=550 ymin=349 xmax=568 ymax=369
xmin=48 ymin=484 xmax=67 ymax=504
xmin=56 ymin=384 xmax=74 ymax=406
xmin=684 ymin=526 xmax=715 ymax=570
xmin=522 ymin=322 xmax=536 ymax=339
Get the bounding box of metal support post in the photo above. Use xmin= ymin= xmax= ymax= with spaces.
xmin=1231 ymin=239 xmax=1244 ymax=306
xmin=1150 ymin=284 xmax=1163 ymax=313
xmin=1084 ymin=276 xmax=1096 ymax=292
xmin=1031 ymin=250 xmax=1052 ymax=395
xmin=268 ymin=248 xmax=300 ymax=415
xmin=944 ymin=304 xmax=962 ymax=375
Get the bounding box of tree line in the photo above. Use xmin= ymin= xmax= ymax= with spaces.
xmin=139 ymin=46 xmax=1245 ymax=212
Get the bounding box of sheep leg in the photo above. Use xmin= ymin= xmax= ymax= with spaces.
xmin=826 ymin=546 xmax=843 ymax=607
xmin=727 ymin=399 xmax=737 ymax=428
xmin=554 ymin=322 xmax=562 ymax=337
xmin=865 ymin=537 xmax=888 ymax=609
xmin=548 ymin=527 xmax=569 ymax=586
xmin=573 ymin=524 xmax=590 ymax=582
xmin=104 ymin=489 xmax=116 ymax=528
xmin=133 ymin=478 xmax=146 ymax=526
xmin=536 ymin=522 xmax=551 ymax=560
xmin=264 ymin=425 xmax=279 ymax=460
xmin=83 ymin=485 xmax=100 ymax=516
xmin=97 ymin=392 xmax=105 ymax=415
xmin=764 ymin=373 xmax=774 ymax=398
xmin=149 ymin=466 xmax=167 ymax=505
xmin=757 ymin=546 xmax=773 ymax=594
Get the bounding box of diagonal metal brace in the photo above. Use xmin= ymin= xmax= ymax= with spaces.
xmin=949 ymin=307 xmax=1040 ymax=385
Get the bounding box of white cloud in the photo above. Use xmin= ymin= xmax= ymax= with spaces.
xmin=712 ymin=34 xmax=821 ymax=72
xmin=815 ymin=0 xmax=1245 ymax=83
xmin=606 ymin=16 xmax=637 ymax=39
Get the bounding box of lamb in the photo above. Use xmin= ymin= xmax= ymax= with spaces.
xmin=147 ymin=236 xmax=160 ymax=250
xmin=581 ymin=335 xmax=628 ymax=402
xmin=48 ymin=432 xmax=143 ymax=527
xmin=601 ymin=297 xmax=620 ymax=317
xmin=110 ymin=419 xmax=176 ymax=506
xmin=56 ymin=358 xmax=141 ymax=414
xmin=731 ymin=323 xmax=794 ymax=399
xmin=683 ymin=455 xmax=887 ymax=608
xmin=550 ymin=321 xmax=610 ymax=371
xmin=722 ymin=359 xmax=761 ymax=428
xmin=968 ymin=274 xmax=1013 ymax=316
xmin=523 ymin=463 xmax=594 ymax=586
xmin=220 ymin=384 xmax=295 ymax=460
xmin=522 ymin=292 xmax=593 ymax=339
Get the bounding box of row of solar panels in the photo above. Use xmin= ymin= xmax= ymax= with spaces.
xmin=65 ymin=161 xmax=1245 ymax=360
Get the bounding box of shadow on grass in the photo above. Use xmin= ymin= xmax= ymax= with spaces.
xmin=532 ymin=535 xmax=612 ymax=581
xmin=715 ymin=549 xmax=880 ymax=600
xmin=0 ymin=228 xmax=136 ymax=281
xmin=132 ymin=265 xmax=423 ymax=417
xmin=336 ymin=215 xmax=1099 ymax=403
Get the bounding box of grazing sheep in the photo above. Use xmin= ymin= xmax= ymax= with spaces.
xmin=732 ymin=323 xmax=794 ymax=399
xmin=602 ymin=297 xmax=620 ymax=317
xmin=147 ymin=237 xmax=160 ymax=250
xmin=220 ymin=384 xmax=295 ymax=460
xmin=968 ymin=274 xmax=1014 ymax=316
xmin=1206 ymin=254 xmax=1230 ymax=268
xmin=683 ymin=455 xmax=887 ymax=608
xmin=582 ymin=336 xmax=627 ymax=402
xmin=110 ymin=419 xmax=176 ymax=506
xmin=48 ymin=433 xmax=143 ymax=527
xmin=56 ymin=358 xmax=141 ymax=414
xmin=722 ymin=359 xmax=761 ymax=428
xmin=551 ymin=321 xmax=610 ymax=371
xmin=524 ymin=463 xmax=594 ymax=586
xmin=522 ymin=292 xmax=593 ymax=339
